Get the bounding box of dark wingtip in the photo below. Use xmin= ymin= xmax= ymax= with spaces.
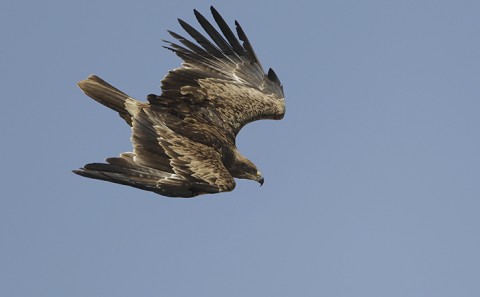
xmin=147 ymin=94 xmax=158 ymax=104
xmin=177 ymin=18 xmax=186 ymax=27
xmin=72 ymin=169 xmax=87 ymax=176
xmin=162 ymin=45 xmax=175 ymax=52
xmin=210 ymin=6 xmax=219 ymax=16
xmin=268 ymin=68 xmax=281 ymax=85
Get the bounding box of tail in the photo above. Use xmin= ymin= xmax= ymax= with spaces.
xmin=78 ymin=75 xmax=139 ymax=125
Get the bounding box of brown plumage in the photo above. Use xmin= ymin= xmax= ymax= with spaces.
xmin=73 ymin=6 xmax=285 ymax=197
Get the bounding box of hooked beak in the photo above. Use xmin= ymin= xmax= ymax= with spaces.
xmin=257 ymin=175 xmax=264 ymax=186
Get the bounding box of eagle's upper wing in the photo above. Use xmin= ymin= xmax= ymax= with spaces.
xmin=152 ymin=6 xmax=285 ymax=138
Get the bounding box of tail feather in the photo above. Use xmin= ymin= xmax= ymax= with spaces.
xmin=78 ymin=75 xmax=138 ymax=125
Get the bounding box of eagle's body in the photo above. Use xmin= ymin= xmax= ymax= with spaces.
xmin=74 ymin=7 xmax=285 ymax=197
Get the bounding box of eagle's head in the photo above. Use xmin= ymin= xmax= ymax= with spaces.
xmin=230 ymin=153 xmax=264 ymax=186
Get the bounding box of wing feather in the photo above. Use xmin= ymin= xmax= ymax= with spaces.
xmin=210 ymin=6 xmax=245 ymax=56
xmin=155 ymin=7 xmax=285 ymax=138
xmin=193 ymin=9 xmax=240 ymax=60
xmin=178 ymin=18 xmax=229 ymax=61
xmin=132 ymin=107 xmax=235 ymax=193
xmin=234 ymin=20 xmax=262 ymax=69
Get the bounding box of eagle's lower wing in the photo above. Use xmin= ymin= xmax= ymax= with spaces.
xmin=74 ymin=106 xmax=235 ymax=198
xmin=151 ymin=6 xmax=285 ymax=138
xmin=133 ymin=107 xmax=235 ymax=194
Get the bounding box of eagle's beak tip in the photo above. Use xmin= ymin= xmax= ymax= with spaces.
xmin=258 ymin=176 xmax=264 ymax=186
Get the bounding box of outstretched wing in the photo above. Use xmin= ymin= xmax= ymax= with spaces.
xmin=153 ymin=6 xmax=285 ymax=138
xmin=74 ymin=104 xmax=235 ymax=198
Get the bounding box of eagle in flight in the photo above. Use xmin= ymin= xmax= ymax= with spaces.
xmin=73 ymin=6 xmax=285 ymax=197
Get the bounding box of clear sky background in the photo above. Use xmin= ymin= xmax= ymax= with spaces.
xmin=1 ymin=0 xmax=479 ymax=296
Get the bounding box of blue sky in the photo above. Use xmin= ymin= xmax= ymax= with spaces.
xmin=1 ymin=0 xmax=479 ymax=296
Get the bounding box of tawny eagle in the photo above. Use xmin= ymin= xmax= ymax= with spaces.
xmin=73 ymin=6 xmax=285 ymax=197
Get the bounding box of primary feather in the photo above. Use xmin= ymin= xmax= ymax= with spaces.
xmin=74 ymin=6 xmax=285 ymax=197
